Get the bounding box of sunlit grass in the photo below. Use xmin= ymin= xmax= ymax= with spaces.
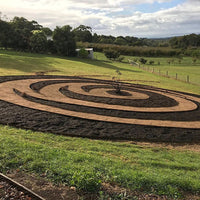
xmin=0 ymin=125 xmax=200 ymax=198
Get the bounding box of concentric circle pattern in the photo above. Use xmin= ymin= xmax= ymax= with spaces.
xmin=0 ymin=75 xmax=199 ymax=142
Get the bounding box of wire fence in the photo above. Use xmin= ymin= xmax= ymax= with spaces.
xmin=128 ymin=60 xmax=200 ymax=86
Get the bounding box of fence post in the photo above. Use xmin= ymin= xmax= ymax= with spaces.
xmin=176 ymin=73 xmax=178 ymax=80
xmin=166 ymin=71 xmax=168 ymax=77
xmin=187 ymin=75 xmax=189 ymax=83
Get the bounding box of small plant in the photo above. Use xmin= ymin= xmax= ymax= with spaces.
xmin=104 ymin=49 xmax=120 ymax=60
xmin=116 ymin=56 xmax=125 ymax=62
xmin=70 ymin=171 xmax=101 ymax=192
xmin=112 ymin=70 xmax=122 ymax=94
xmin=192 ymin=57 xmax=197 ymax=64
xmin=167 ymin=60 xmax=171 ymax=65
xmin=139 ymin=57 xmax=147 ymax=65
xmin=149 ymin=60 xmax=154 ymax=65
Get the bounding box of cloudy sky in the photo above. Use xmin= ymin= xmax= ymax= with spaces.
xmin=0 ymin=0 xmax=200 ymax=38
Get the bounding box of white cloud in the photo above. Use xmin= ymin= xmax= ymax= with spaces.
xmin=0 ymin=0 xmax=200 ymax=37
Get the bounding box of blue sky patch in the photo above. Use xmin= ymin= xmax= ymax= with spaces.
xmin=132 ymin=0 xmax=186 ymax=13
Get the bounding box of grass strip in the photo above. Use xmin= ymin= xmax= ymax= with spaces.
xmin=0 ymin=125 xmax=199 ymax=198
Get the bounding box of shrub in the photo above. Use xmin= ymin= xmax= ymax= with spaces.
xmin=139 ymin=57 xmax=147 ymax=64
xmin=192 ymin=57 xmax=197 ymax=64
xmin=103 ymin=49 xmax=120 ymax=60
xmin=79 ymin=48 xmax=89 ymax=58
xmin=149 ymin=60 xmax=154 ymax=65
xmin=70 ymin=170 xmax=101 ymax=192
xmin=116 ymin=56 xmax=125 ymax=62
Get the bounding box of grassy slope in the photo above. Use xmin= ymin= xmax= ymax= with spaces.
xmin=0 ymin=50 xmax=200 ymax=198
xmin=0 ymin=125 xmax=200 ymax=198
xmin=0 ymin=50 xmax=200 ymax=94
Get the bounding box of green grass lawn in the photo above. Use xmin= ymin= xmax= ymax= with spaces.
xmin=0 ymin=49 xmax=200 ymax=94
xmin=128 ymin=56 xmax=200 ymax=85
xmin=0 ymin=49 xmax=200 ymax=199
xmin=0 ymin=125 xmax=200 ymax=198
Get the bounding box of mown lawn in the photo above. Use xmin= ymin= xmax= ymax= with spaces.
xmin=0 ymin=125 xmax=200 ymax=198
xmin=0 ymin=49 xmax=200 ymax=94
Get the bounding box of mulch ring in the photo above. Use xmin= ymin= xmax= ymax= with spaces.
xmin=0 ymin=75 xmax=199 ymax=143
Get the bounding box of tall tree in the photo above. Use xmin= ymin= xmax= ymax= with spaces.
xmin=10 ymin=17 xmax=42 ymax=50
xmin=73 ymin=25 xmax=92 ymax=42
xmin=114 ymin=36 xmax=127 ymax=45
xmin=30 ymin=30 xmax=47 ymax=53
xmin=42 ymin=27 xmax=53 ymax=36
xmin=53 ymin=25 xmax=76 ymax=56
xmin=0 ymin=19 xmax=13 ymax=49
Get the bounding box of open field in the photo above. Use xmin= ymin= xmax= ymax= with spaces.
xmin=0 ymin=49 xmax=200 ymax=199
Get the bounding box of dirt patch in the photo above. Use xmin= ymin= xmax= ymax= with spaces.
xmin=5 ymin=171 xmax=170 ymax=200
xmin=6 ymin=171 xmax=200 ymax=200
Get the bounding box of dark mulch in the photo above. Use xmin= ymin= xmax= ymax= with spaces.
xmin=0 ymin=75 xmax=200 ymax=143
xmin=0 ymin=180 xmax=33 ymax=200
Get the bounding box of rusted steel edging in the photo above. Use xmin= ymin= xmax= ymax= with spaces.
xmin=0 ymin=172 xmax=46 ymax=200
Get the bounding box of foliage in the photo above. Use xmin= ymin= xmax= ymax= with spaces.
xmin=0 ymin=16 xmax=76 ymax=57
xmin=104 ymin=49 xmax=120 ymax=60
xmin=116 ymin=56 xmax=125 ymax=62
xmin=0 ymin=19 xmax=13 ymax=48
xmin=47 ymin=40 xmax=56 ymax=54
xmin=139 ymin=57 xmax=147 ymax=64
xmin=149 ymin=60 xmax=154 ymax=65
xmin=30 ymin=30 xmax=47 ymax=53
xmin=41 ymin=27 xmax=53 ymax=36
xmin=169 ymin=34 xmax=200 ymax=49
xmin=112 ymin=70 xmax=122 ymax=94
xmin=10 ymin=17 xmax=42 ymax=50
xmin=78 ymin=48 xmax=88 ymax=58
xmin=91 ymin=34 xmax=168 ymax=47
xmin=73 ymin=25 xmax=92 ymax=43
xmin=192 ymin=57 xmax=197 ymax=64
xmin=53 ymin=25 xmax=76 ymax=56
xmin=114 ymin=36 xmax=127 ymax=45
xmin=78 ymin=42 xmax=181 ymax=57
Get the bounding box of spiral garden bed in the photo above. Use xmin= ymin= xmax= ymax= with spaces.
xmin=0 ymin=75 xmax=199 ymax=143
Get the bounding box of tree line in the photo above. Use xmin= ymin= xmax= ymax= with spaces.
xmin=0 ymin=15 xmax=200 ymax=57
xmin=0 ymin=16 xmax=78 ymax=56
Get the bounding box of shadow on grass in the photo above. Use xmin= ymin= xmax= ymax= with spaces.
xmin=0 ymin=49 xmax=140 ymax=74
xmin=66 ymin=56 xmax=140 ymax=74
xmin=0 ymin=50 xmax=61 ymax=73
